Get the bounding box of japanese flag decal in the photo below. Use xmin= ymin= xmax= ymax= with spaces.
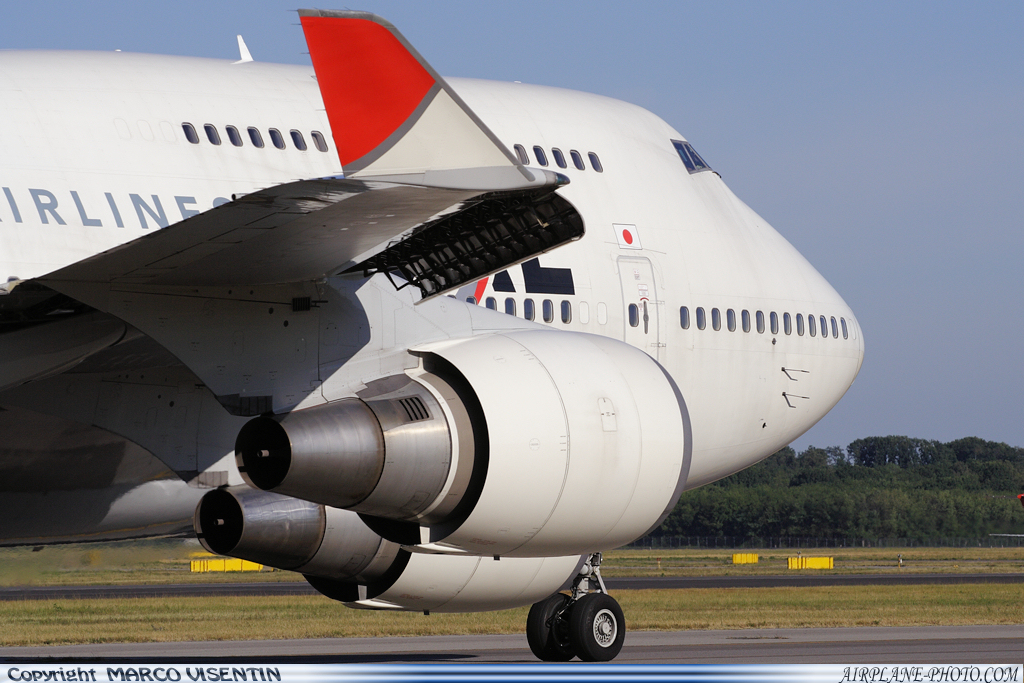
xmin=614 ymin=223 xmax=642 ymax=249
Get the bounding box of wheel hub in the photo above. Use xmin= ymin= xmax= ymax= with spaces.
xmin=592 ymin=608 xmax=617 ymax=647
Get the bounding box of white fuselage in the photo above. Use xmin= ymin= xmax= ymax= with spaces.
xmin=0 ymin=52 xmax=863 ymax=495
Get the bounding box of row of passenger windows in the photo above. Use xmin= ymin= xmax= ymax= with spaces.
xmin=182 ymin=123 xmax=330 ymax=153
xmin=677 ymin=306 xmax=849 ymax=340
xmin=512 ymin=144 xmax=604 ymax=172
xmin=461 ymin=295 xmax=851 ymax=341
xmin=467 ymin=296 xmax=574 ymax=324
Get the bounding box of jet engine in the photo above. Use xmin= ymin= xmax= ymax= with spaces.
xmin=193 ymin=485 xmax=583 ymax=612
xmin=236 ymin=329 xmax=690 ymax=557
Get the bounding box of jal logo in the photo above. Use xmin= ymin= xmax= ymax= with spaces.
xmin=614 ymin=223 xmax=642 ymax=249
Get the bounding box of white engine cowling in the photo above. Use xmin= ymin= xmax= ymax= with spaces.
xmin=309 ymin=552 xmax=584 ymax=613
xmin=236 ymin=329 xmax=690 ymax=557
xmin=417 ymin=330 xmax=690 ymax=556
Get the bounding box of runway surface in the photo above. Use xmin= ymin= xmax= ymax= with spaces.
xmin=2 ymin=573 xmax=1022 ymax=601
xmin=1 ymin=626 xmax=1021 ymax=663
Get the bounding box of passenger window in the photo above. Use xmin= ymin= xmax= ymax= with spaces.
xmin=570 ymin=150 xmax=585 ymax=170
xmin=742 ymin=310 xmax=751 ymax=333
xmin=784 ymin=312 xmax=792 ymax=335
xmin=485 ymin=297 xmax=497 ymax=310
xmin=680 ymin=306 xmax=690 ymax=329
xmin=225 ymin=125 xmax=243 ymax=147
xmin=269 ymin=128 xmax=286 ymax=149
xmin=552 ymin=148 xmax=567 ymax=168
xmin=524 ymin=298 xmax=535 ymax=321
xmin=588 ymin=152 xmax=604 ymax=172
xmin=138 ymin=120 xmax=155 ymax=141
xmin=533 ymin=146 xmax=548 ymax=166
xmin=820 ymin=316 xmax=828 ymax=339
xmin=248 ymin=127 xmax=264 ymax=148
xmin=831 ymin=316 xmax=839 ymax=338
xmin=182 ymin=123 xmax=199 ymax=144
xmin=290 ymin=130 xmax=308 ymax=151
xmin=841 ymin=317 xmax=849 ymax=339
xmin=204 ymin=124 xmax=222 ymax=145
xmin=756 ymin=311 xmax=765 ymax=334
xmin=514 ymin=144 xmax=529 ymax=164
xmin=561 ymin=300 xmax=571 ymax=324
xmin=505 ymin=298 xmax=516 ymax=316
xmin=770 ymin=312 xmax=779 ymax=335
xmin=311 ymin=131 xmax=329 ymax=152
xmin=796 ymin=313 xmax=804 ymax=336
xmin=711 ymin=308 xmax=721 ymax=331
xmin=466 ymin=296 xmax=477 ymax=305
xmin=597 ymin=302 xmax=608 ymax=325
xmin=543 ymin=299 xmax=554 ymax=323
xmin=809 ymin=314 xmax=817 ymax=337
xmin=580 ymin=301 xmax=590 ymax=324
xmin=727 ymin=309 xmax=736 ymax=332
xmin=696 ymin=307 xmax=706 ymax=330
xmin=113 ymin=118 xmax=131 ymax=140
xmin=628 ymin=303 xmax=640 ymax=327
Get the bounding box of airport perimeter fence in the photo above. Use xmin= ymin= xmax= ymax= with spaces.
xmin=622 ymin=535 xmax=1024 ymax=549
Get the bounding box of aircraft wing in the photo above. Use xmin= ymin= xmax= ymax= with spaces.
xmin=39 ymin=11 xmax=582 ymax=297
xmin=41 ymin=179 xmax=496 ymax=288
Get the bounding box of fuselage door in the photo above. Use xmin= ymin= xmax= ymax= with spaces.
xmin=617 ymin=256 xmax=661 ymax=361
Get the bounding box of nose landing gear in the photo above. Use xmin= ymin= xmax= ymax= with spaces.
xmin=526 ymin=552 xmax=625 ymax=662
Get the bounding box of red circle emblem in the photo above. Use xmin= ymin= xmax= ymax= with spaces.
xmin=622 ymin=229 xmax=633 ymax=245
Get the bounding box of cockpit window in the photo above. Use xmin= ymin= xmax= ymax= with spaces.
xmin=672 ymin=139 xmax=712 ymax=174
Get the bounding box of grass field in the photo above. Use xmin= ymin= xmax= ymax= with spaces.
xmin=2 ymin=540 xmax=1022 ymax=586
xmin=600 ymin=546 xmax=1024 ymax=577
xmin=1 ymin=584 xmax=1021 ymax=647
xmin=0 ymin=539 xmax=293 ymax=587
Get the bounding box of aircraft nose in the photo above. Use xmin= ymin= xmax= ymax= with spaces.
xmin=852 ymin=314 xmax=866 ymax=377
xmin=840 ymin=308 xmax=865 ymax=397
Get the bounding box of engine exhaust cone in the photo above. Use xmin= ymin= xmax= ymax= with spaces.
xmin=195 ymin=487 xmax=245 ymax=556
xmin=235 ymin=417 xmax=293 ymax=491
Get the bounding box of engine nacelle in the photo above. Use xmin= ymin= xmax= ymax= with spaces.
xmin=193 ymin=486 xmax=583 ymax=613
xmin=309 ymin=552 xmax=584 ymax=613
xmin=237 ymin=329 xmax=690 ymax=557
xmin=194 ymin=486 xmax=401 ymax=583
xmin=420 ymin=330 xmax=690 ymax=556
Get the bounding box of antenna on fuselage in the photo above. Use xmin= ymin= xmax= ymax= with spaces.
xmin=235 ymin=35 xmax=254 ymax=63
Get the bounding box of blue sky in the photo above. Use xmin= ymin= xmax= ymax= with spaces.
xmin=3 ymin=1 xmax=1022 ymax=453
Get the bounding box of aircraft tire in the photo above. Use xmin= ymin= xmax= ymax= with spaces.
xmin=568 ymin=593 xmax=625 ymax=661
xmin=526 ymin=592 xmax=575 ymax=661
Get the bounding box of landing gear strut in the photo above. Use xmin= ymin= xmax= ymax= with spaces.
xmin=526 ymin=552 xmax=625 ymax=661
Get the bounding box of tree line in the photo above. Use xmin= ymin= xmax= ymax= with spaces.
xmin=658 ymin=436 xmax=1024 ymax=541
